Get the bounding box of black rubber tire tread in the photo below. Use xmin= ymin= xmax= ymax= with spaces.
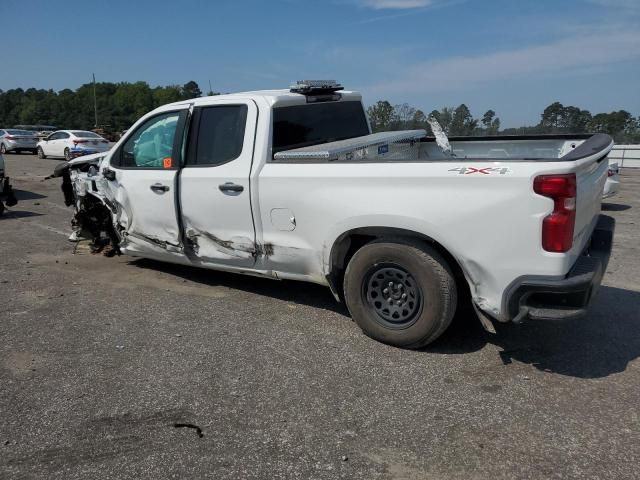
xmin=64 ymin=148 xmax=71 ymax=161
xmin=344 ymin=238 xmax=457 ymax=349
xmin=37 ymin=147 xmax=46 ymax=159
xmin=0 ymin=144 xmax=6 ymax=154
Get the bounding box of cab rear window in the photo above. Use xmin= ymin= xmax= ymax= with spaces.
xmin=272 ymin=101 xmax=369 ymax=156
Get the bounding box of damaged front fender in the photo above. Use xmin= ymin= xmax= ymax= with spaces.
xmin=51 ymin=153 xmax=122 ymax=255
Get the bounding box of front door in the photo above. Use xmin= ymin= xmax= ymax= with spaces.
xmin=179 ymin=99 xmax=257 ymax=267
xmin=105 ymin=108 xmax=188 ymax=256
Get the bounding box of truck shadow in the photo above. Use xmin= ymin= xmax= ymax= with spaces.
xmin=1 ymin=210 xmax=44 ymax=219
xmin=13 ymin=189 xmax=47 ymax=200
xmin=488 ymin=286 xmax=640 ymax=378
xmin=129 ymin=260 xmax=639 ymax=376
xmin=130 ymin=258 xmax=349 ymax=316
xmin=601 ymin=203 xmax=631 ymax=211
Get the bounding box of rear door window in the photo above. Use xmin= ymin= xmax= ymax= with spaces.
xmin=272 ymin=101 xmax=369 ymax=156
xmin=186 ymin=105 xmax=248 ymax=167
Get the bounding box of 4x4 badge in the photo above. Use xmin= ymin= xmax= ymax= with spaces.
xmin=448 ymin=167 xmax=511 ymax=175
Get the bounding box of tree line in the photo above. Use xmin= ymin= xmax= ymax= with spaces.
xmin=0 ymin=80 xmax=638 ymax=142
xmin=0 ymin=81 xmax=208 ymax=133
xmin=367 ymin=100 xmax=640 ymax=143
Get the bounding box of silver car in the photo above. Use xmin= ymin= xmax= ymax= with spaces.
xmin=0 ymin=129 xmax=39 ymax=154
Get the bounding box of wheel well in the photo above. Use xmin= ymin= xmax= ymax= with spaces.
xmin=327 ymin=227 xmax=469 ymax=301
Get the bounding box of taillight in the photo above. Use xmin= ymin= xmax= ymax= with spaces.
xmin=533 ymin=173 xmax=577 ymax=253
xmin=73 ymin=139 xmax=88 ymax=145
xmin=5 ymin=135 xmax=16 ymax=140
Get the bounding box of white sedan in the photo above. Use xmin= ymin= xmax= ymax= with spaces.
xmin=37 ymin=130 xmax=110 ymax=160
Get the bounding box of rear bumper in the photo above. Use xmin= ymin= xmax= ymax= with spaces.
xmin=69 ymin=148 xmax=100 ymax=159
xmin=4 ymin=140 xmax=37 ymax=150
xmin=504 ymin=215 xmax=615 ymax=322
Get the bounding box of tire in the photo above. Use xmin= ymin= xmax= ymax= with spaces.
xmin=37 ymin=147 xmax=46 ymax=159
xmin=344 ymin=239 xmax=457 ymax=349
xmin=64 ymin=148 xmax=71 ymax=161
xmin=0 ymin=144 xmax=6 ymax=154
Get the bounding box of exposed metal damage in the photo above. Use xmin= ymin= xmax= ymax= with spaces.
xmin=53 ymin=156 xmax=280 ymax=262
xmin=50 ymin=156 xmax=121 ymax=256
xmin=185 ymin=229 xmax=275 ymax=260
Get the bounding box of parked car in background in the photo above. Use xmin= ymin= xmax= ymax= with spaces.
xmin=37 ymin=130 xmax=110 ymax=160
xmin=0 ymin=129 xmax=39 ymax=154
xmin=14 ymin=124 xmax=58 ymax=138
xmin=603 ymin=161 xmax=620 ymax=199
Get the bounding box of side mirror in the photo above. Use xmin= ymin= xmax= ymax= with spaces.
xmin=102 ymin=168 xmax=116 ymax=181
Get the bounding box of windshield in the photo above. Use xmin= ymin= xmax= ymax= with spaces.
xmin=6 ymin=129 xmax=34 ymax=136
xmin=272 ymin=101 xmax=369 ymax=155
xmin=72 ymin=131 xmax=102 ymax=138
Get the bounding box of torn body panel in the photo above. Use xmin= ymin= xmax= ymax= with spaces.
xmin=51 ymin=155 xmax=122 ymax=255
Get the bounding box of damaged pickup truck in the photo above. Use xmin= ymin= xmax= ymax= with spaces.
xmin=53 ymin=80 xmax=615 ymax=348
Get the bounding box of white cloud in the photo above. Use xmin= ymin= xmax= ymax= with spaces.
xmin=356 ymin=0 xmax=433 ymax=9
xmin=363 ymin=30 xmax=640 ymax=97
xmin=586 ymin=0 xmax=640 ymax=9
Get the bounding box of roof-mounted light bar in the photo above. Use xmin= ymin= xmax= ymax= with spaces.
xmin=290 ymin=80 xmax=344 ymax=95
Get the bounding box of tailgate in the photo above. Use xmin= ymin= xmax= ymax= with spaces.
xmin=565 ymin=134 xmax=613 ymax=253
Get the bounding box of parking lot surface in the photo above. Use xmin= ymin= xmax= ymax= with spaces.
xmin=1 ymin=153 xmax=639 ymax=479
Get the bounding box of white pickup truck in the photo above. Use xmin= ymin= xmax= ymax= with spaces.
xmin=55 ymin=81 xmax=615 ymax=348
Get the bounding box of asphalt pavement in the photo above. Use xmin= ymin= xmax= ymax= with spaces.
xmin=1 ymin=153 xmax=639 ymax=479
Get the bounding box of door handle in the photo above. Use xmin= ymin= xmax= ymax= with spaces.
xmin=218 ymin=182 xmax=244 ymax=193
xmin=150 ymin=183 xmax=170 ymax=193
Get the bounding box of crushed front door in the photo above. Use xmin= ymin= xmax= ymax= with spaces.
xmin=104 ymin=108 xmax=188 ymax=255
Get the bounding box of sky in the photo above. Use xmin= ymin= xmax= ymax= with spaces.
xmin=1 ymin=0 xmax=639 ymax=127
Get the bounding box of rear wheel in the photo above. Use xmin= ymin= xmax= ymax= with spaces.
xmin=0 ymin=144 xmax=6 ymax=154
xmin=64 ymin=148 xmax=71 ymax=161
xmin=344 ymin=239 xmax=457 ymax=349
xmin=37 ymin=147 xmax=46 ymax=159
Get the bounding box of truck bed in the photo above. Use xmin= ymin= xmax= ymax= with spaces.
xmin=273 ymin=131 xmax=609 ymax=163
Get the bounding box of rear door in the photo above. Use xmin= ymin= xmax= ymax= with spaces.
xmin=54 ymin=132 xmax=70 ymax=156
xmin=180 ymin=99 xmax=258 ymax=267
xmin=42 ymin=132 xmax=61 ymax=156
xmin=105 ymin=108 xmax=188 ymax=255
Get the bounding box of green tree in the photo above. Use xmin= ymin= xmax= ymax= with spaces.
xmin=391 ymin=103 xmax=416 ymax=129
xmin=450 ymin=104 xmax=477 ymax=136
xmin=153 ymin=86 xmax=183 ymax=106
xmin=411 ymin=110 xmax=427 ymax=130
xmin=481 ymin=110 xmax=500 ymax=135
xmin=366 ymin=100 xmax=394 ymax=132
xmin=589 ymin=110 xmax=639 ymax=142
xmin=540 ymin=101 xmax=565 ymax=131
xmin=181 ymin=80 xmax=202 ymax=99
